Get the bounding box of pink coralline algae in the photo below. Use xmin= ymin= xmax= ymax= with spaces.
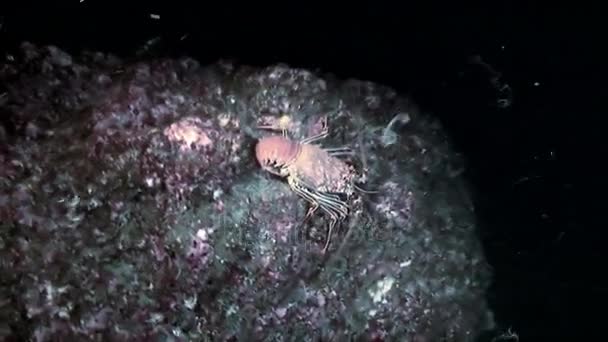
xmin=163 ymin=116 xmax=214 ymax=152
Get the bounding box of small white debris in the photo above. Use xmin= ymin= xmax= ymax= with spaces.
xmin=145 ymin=177 xmax=155 ymax=187
xmin=399 ymin=259 xmax=412 ymax=268
xmin=196 ymin=229 xmax=209 ymax=241
xmin=226 ymin=305 xmax=238 ymax=316
xmin=57 ymin=307 xmax=71 ymax=319
xmin=147 ymin=313 xmax=164 ymax=324
xmin=172 ymin=328 xmax=183 ymax=337
xmin=150 ymin=13 xmax=160 ymax=20
xmin=184 ymin=295 xmax=197 ymax=310
xmin=218 ymin=113 xmax=231 ymax=127
xmin=369 ymin=276 xmax=395 ymax=304
xmin=533 ymin=81 xmax=540 ymax=86
xmin=275 ymin=307 xmax=287 ymax=318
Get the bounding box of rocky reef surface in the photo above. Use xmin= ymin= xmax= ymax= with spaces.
xmin=0 ymin=43 xmax=494 ymax=341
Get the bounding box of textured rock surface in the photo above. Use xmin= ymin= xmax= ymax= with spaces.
xmin=0 ymin=43 xmax=494 ymax=341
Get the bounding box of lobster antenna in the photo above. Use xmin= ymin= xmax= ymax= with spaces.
xmin=354 ymin=184 xmax=379 ymax=194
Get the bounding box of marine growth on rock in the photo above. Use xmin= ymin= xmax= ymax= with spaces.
xmin=0 ymin=42 xmax=494 ymax=341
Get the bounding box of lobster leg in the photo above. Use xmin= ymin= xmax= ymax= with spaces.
xmin=312 ymin=194 xmax=349 ymax=253
xmin=302 ymin=201 xmax=319 ymax=226
xmin=288 ymin=176 xmax=322 ymax=241
xmin=288 ymin=176 xmax=349 ymax=252
xmin=288 ymin=176 xmax=320 ymax=215
xmin=313 ymin=195 xmax=348 ymax=253
xmin=323 ymin=212 xmax=339 ymax=253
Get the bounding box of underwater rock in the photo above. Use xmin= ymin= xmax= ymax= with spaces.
xmin=0 ymin=43 xmax=493 ymax=341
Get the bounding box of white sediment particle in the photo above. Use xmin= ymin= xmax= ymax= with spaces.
xmin=275 ymin=307 xmax=287 ymax=318
xmin=172 ymin=328 xmax=183 ymax=337
xmin=369 ymin=276 xmax=395 ymax=304
xmin=183 ymin=295 xmax=197 ymax=310
xmin=196 ymin=228 xmax=208 ymax=241
xmin=399 ymin=259 xmax=412 ymax=268
xmin=218 ymin=113 xmax=231 ymax=127
xmin=226 ymin=305 xmax=238 ymax=316
xmin=147 ymin=313 xmax=164 ymax=324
